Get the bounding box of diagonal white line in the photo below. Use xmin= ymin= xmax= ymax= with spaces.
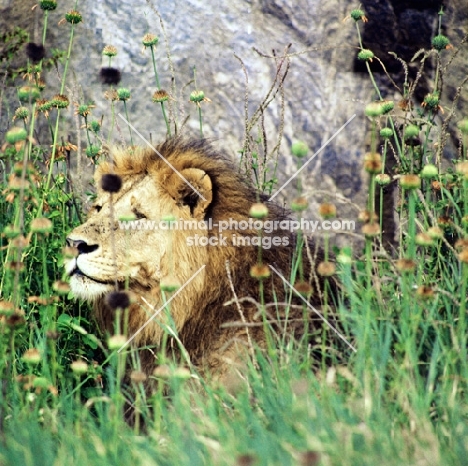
xmin=117 ymin=265 xmax=206 ymax=353
xmin=268 ymin=114 xmax=356 ymax=201
xmin=268 ymin=265 xmax=357 ymax=353
xmin=117 ymin=113 xmax=207 ymax=201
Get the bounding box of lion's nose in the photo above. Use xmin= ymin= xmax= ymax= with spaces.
xmin=66 ymin=238 xmax=99 ymax=255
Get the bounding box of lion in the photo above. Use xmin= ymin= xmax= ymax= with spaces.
xmin=65 ymin=137 xmax=335 ymax=385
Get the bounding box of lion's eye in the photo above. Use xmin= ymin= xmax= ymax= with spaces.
xmin=93 ymin=204 xmax=102 ymax=213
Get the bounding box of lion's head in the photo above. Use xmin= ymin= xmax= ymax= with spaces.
xmin=66 ymin=138 xmax=326 ymax=377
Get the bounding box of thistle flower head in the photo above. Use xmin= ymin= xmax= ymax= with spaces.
xmin=317 ymin=261 xmax=336 ymax=277
xmin=152 ymin=89 xmax=169 ymax=103
xmin=421 ymin=164 xmax=438 ymax=179
xmin=50 ymin=94 xmax=69 ymax=109
xmin=65 ymin=10 xmax=83 ymax=24
xmin=13 ymin=107 xmax=29 ymax=121
xmin=117 ymin=88 xmax=131 ymax=101
xmin=190 ymin=90 xmax=206 ymax=102
xmin=40 ymin=0 xmax=57 ymax=11
xmin=142 ymin=34 xmax=159 ymax=47
xmin=399 ymin=174 xmax=421 ymax=190
xmin=102 ymin=45 xmax=117 ymax=57
xmin=349 ymin=9 xmax=368 ymax=22
xmin=71 ymin=360 xmax=88 ymax=375
xmin=318 ymin=203 xmax=336 ymax=219
xmin=18 ymin=86 xmax=41 ymax=103
xmin=404 ymin=124 xmax=419 ymax=140
xmin=432 ymin=34 xmax=450 ymax=51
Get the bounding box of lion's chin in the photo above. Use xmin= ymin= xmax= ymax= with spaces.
xmin=69 ymin=274 xmax=114 ymax=301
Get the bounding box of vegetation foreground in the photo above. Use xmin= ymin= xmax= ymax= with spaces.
xmin=1 ymin=3 xmax=468 ymax=465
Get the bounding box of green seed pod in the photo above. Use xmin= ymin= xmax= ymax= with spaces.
xmin=421 ymin=164 xmax=438 ymax=179
xmin=291 ymin=141 xmax=308 ymax=158
xmin=404 ymin=124 xmax=419 ymax=139
xmin=432 ymin=34 xmax=450 ymax=51
xmin=18 ymin=86 xmax=40 ymax=103
xmin=142 ymin=33 xmax=159 ymax=47
xmin=117 ymin=88 xmax=131 ymax=101
xmin=190 ymin=90 xmax=205 ymax=102
xmin=6 ymin=127 xmax=28 ymax=144
xmin=358 ymin=49 xmax=374 ymax=62
xmin=380 ymin=127 xmax=393 ymax=139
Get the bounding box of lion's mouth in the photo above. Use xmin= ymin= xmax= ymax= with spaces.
xmin=70 ymin=267 xmax=114 ymax=286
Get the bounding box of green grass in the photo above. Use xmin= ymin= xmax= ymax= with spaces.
xmin=0 ymin=4 xmax=468 ymax=465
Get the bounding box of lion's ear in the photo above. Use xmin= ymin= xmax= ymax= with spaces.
xmin=166 ymin=168 xmax=213 ymax=219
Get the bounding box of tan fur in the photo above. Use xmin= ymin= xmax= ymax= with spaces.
xmin=66 ymin=138 xmax=329 ymax=382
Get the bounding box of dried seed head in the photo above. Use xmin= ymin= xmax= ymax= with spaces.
xmin=250 ymin=264 xmax=270 ymax=279
xmin=400 ymin=174 xmax=421 ymax=190
xmin=456 ymin=161 xmax=468 ymax=177
xmin=291 ymin=196 xmax=308 ymax=212
xmin=13 ymin=107 xmax=29 ymax=121
xmin=416 ymin=285 xmax=435 ymax=300
xmin=317 ymin=261 xmax=336 ymax=277
xmin=294 ymin=281 xmax=313 ymax=296
xmin=318 ymin=203 xmax=336 ymax=219
xmin=30 ymin=217 xmax=53 ymax=234
xmin=358 ymin=210 xmax=378 ymax=223
xmin=22 ymin=348 xmax=41 ymax=365
xmin=459 ymin=248 xmax=468 ymax=264
xmin=0 ymin=300 xmax=15 ymax=316
xmin=427 ymin=226 xmax=443 ymax=239
xmin=153 ymin=365 xmax=171 ymax=378
xmin=152 ymin=89 xmax=169 ymax=103
xmin=415 ymin=233 xmax=434 ymax=247
xmin=364 ymin=152 xmax=382 ymax=174
xmin=142 ymin=34 xmax=159 ymax=47
xmin=395 ymin=258 xmax=417 ymax=273
xmin=50 ymin=94 xmax=70 ymax=109
xmin=101 ymin=173 xmax=122 ymax=193
xmin=52 ymin=280 xmax=70 ymax=295
xmin=362 ymin=222 xmax=380 ymax=238
xmin=130 ymin=370 xmax=147 ymax=384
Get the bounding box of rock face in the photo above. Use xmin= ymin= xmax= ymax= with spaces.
xmin=1 ymin=0 xmax=467 ymax=239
